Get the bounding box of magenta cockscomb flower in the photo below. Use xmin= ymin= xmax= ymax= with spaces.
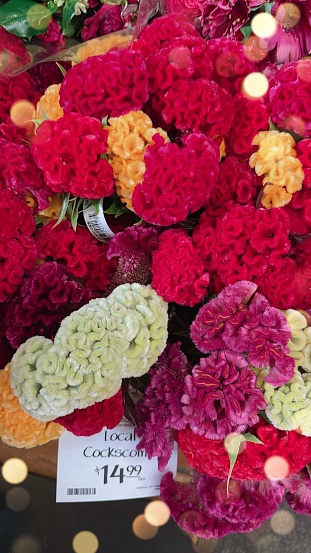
xmin=182 ymin=350 xmax=266 ymax=440
xmin=107 ymin=225 xmax=160 ymax=289
xmin=136 ymin=342 xmax=191 ymax=470
xmin=267 ymin=0 xmax=311 ymax=63
xmin=200 ymin=0 xmax=266 ymax=41
xmin=284 ymin=470 xmax=311 ymax=514
xmin=160 ymin=472 xmax=284 ymax=539
xmin=190 ymin=281 xmax=295 ymax=387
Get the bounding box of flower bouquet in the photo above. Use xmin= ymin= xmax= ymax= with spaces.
xmin=2 ymin=1 xmax=311 ymax=540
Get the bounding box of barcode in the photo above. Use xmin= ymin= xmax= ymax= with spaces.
xmin=88 ymin=214 xmax=111 ymax=239
xmin=67 ymin=488 xmax=96 ymax=496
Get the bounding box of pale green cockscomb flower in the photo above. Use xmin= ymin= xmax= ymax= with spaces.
xmin=264 ymin=370 xmax=311 ymax=434
xmin=10 ymin=284 xmax=168 ymax=422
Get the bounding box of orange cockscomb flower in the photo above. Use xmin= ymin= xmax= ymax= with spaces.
xmin=105 ymin=110 xmax=169 ymax=210
xmin=73 ymin=32 xmax=132 ymax=64
xmin=249 ymin=130 xmax=304 ymax=208
xmin=36 ymin=84 xmax=63 ymax=121
xmin=0 ymin=364 xmax=64 ymax=448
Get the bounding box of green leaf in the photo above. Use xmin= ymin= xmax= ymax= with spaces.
xmin=104 ymin=203 xmax=119 ymax=215
xmin=53 ymin=192 xmax=70 ymax=228
xmin=226 ymin=435 xmax=244 ymax=495
xmin=0 ymin=0 xmax=52 ymax=37
xmin=264 ymin=2 xmax=274 ymax=12
xmin=71 ymin=208 xmax=79 ymax=231
xmin=62 ymin=0 xmax=77 ymax=30
xmin=241 ymin=24 xmax=252 ymax=41
xmin=101 ymin=116 xmax=108 ymax=127
xmin=115 ymin=206 xmax=128 ymax=218
xmin=56 ymin=62 xmax=67 ymax=77
xmin=269 ymin=118 xmax=279 ymax=131
xmin=243 ymin=432 xmax=264 ymax=445
xmin=47 ymin=1 xmax=59 ymax=13
xmin=91 ymin=200 xmax=100 ymax=216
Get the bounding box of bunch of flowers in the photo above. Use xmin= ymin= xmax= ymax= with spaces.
xmin=2 ymin=6 xmax=311 ymax=542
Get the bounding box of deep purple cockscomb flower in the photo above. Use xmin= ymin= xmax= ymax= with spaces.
xmin=136 ymin=342 xmax=191 ymax=470
xmin=160 ymin=471 xmax=284 ymax=539
xmin=107 ymin=225 xmax=160 ymax=289
xmin=182 ymin=350 xmax=266 ymax=440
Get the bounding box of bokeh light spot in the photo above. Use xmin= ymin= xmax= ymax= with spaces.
xmin=145 ymin=500 xmax=171 ymax=526
xmin=26 ymin=4 xmax=51 ymax=32
xmin=242 ymin=72 xmax=269 ymax=98
xmin=10 ymin=100 xmax=36 ymax=129
xmin=251 ymin=13 xmax=278 ymax=39
xmin=2 ymin=458 xmax=28 ymax=484
xmin=270 ymin=510 xmax=295 ymax=535
xmin=11 ymin=534 xmax=42 ymax=553
xmin=276 ymin=2 xmax=301 ymax=30
xmin=264 ymin=455 xmax=289 ymax=480
xmin=6 ymin=487 xmax=30 ymax=512
xmin=243 ymin=35 xmax=269 ymax=62
xmin=169 ymin=46 xmax=192 ymax=69
xmin=72 ymin=531 xmax=99 ymax=553
xmin=224 ymin=433 xmax=246 ymax=456
xmin=132 ymin=514 xmax=159 ymax=539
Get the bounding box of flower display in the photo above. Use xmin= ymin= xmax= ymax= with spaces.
xmin=3 ymin=7 xmax=311 ymax=543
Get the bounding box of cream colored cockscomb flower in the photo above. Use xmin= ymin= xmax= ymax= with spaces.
xmin=105 ymin=111 xmax=169 ymax=210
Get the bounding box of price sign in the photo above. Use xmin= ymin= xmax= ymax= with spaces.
xmin=56 ymin=419 xmax=178 ymax=502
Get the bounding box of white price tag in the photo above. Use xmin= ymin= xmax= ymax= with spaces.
xmin=83 ymin=199 xmax=115 ymax=243
xmin=56 ymin=419 xmax=177 ymax=502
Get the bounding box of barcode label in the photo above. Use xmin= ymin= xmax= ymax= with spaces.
xmin=83 ymin=199 xmax=114 ymax=243
xmin=67 ymin=488 xmax=96 ymax=496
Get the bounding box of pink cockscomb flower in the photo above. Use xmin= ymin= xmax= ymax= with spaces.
xmin=267 ymin=0 xmax=311 ymax=63
xmin=132 ymin=133 xmax=219 ymax=226
xmin=284 ymin=470 xmax=311 ymax=514
xmin=151 ymin=229 xmax=210 ymax=307
xmin=136 ymin=342 xmax=191 ymax=471
xmin=182 ymin=350 xmax=266 ymax=439
xmin=160 ymin=471 xmax=284 ymax=540
xmin=59 ymin=49 xmax=148 ymax=119
xmin=31 ymin=113 xmax=114 ymax=199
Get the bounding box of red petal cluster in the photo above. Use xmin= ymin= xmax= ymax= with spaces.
xmin=176 ymin=418 xmax=311 ymax=480
xmin=225 ymin=94 xmax=269 ymax=156
xmin=0 ymin=26 xmax=31 ymax=75
xmin=59 ymin=49 xmax=148 ymax=119
xmin=35 ymin=220 xmax=116 ymax=292
xmin=31 ymin=113 xmax=114 ymax=199
xmin=151 ymin=229 xmax=210 ymax=306
xmin=55 ymin=389 xmax=124 ymax=436
xmin=0 ymin=190 xmax=36 ymax=302
xmin=207 ymin=38 xmax=255 ymax=95
xmin=132 ymin=133 xmax=219 ymax=226
xmin=0 ymin=139 xmax=51 ymax=209
xmin=0 ymin=73 xmax=38 ymax=121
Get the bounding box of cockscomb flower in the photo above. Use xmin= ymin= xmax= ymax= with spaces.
xmin=225 ymin=94 xmax=269 ymax=157
xmin=60 ymin=49 xmax=148 ymax=119
xmin=284 ymin=469 xmax=311 ymax=515
xmin=132 ymin=133 xmax=219 ymax=226
xmin=160 ymin=471 xmax=284 ymax=539
xmin=284 ymin=309 xmax=311 ymax=369
xmin=250 ymin=130 xmax=304 ymax=207
xmin=182 ymin=350 xmax=266 ymax=440
xmin=151 ymin=229 xmax=210 ymax=307
xmin=74 ymin=33 xmax=132 ymax=64
xmin=176 ymin=417 xmax=311 ymax=480
xmin=263 ymin=370 xmax=311 ymax=435
xmin=0 ymin=72 xmax=38 ymax=122
xmin=36 ymin=84 xmax=63 ymax=121
xmin=107 ymin=225 xmax=160 ymax=288
xmin=190 ymin=281 xmax=295 ymax=386
xmin=0 ymin=139 xmax=51 ymax=210
xmin=207 ymin=38 xmax=255 ymax=96
xmin=31 ymin=113 xmax=114 ymax=199
xmin=28 ymin=61 xmax=71 ymax=95
xmin=5 ymin=262 xmax=93 ymax=349
xmin=10 ymin=284 xmax=168 ymax=421
xmin=105 ymin=110 xmax=168 ymax=209
xmin=0 ymin=365 xmax=63 ymax=449
xmin=55 ymin=389 xmax=124 ymax=436
xmin=136 ymin=342 xmax=191 ymax=470
xmin=268 ymin=60 xmax=311 ymax=139
xmin=0 ymin=190 xmax=37 ymax=302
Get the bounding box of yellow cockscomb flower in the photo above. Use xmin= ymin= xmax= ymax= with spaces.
xmin=249 ymin=130 xmax=304 ymax=208
xmin=0 ymin=364 xmax=64 ymax=448
xmin=105 ymin=110 xmax=169 ymax=210
xmin=36 ymin=84 xmax=63 ymax=121
xmin=73 ymin=32 xmax=132 ymax=64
